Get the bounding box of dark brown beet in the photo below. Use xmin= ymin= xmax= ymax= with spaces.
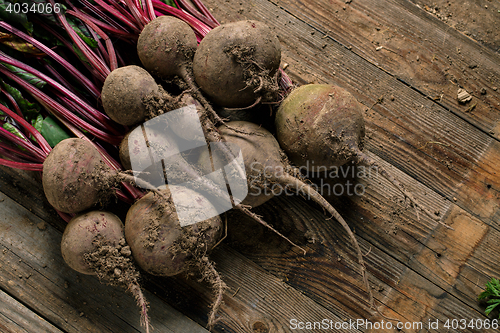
xmin=125 ymin=186 xmax=226 ymax=328
xmin=208 ymin=121 xmax=373 ymax=307
xmin=61 ymin=211 xmax=124 ymax=275
xmin=275 ymin=84 xmax=365 ymax=168
xmin=101 ymin=65 xmax=159 ymax=126
xmin=193 ymin=20 xmax=281 ymax=108
xmin=43 ymin=138 xmax=161 ymax=214
xmin=124 ymin=186 xmax=222 ymax=276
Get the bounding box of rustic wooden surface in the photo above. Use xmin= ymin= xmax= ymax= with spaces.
xmin=1 ymin=0 xmax=499 ymax=332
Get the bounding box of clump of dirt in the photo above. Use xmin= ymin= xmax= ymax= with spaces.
xmin=84 ymin=236 xmax=140 ymax=289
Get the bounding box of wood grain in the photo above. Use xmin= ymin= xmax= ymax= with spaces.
xmin=0 ymin=289 xmax=62 ymax=333
xmin=0 ymin=192 xmax=210 ymax=333
xmin=203 ymin=0 xmax=500 ymax=224
xmin=269 ymin=0 xmax=500 ymax=138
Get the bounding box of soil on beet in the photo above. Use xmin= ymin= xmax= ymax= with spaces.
xmin=193 ymin=20 xmax=282 ymax=108
xmin=223 ymin=44 xmax=281 ymax=104
xmin=84 ymin=236 xmax=140 ymax=288
xmin=125 ymin=189 xmax=223 ymax=277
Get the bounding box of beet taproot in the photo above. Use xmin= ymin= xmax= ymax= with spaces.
xmin=61 ymin=211 xmax=150 ymax=332
xmin=125 ymin=186 xmax=226 ymax=327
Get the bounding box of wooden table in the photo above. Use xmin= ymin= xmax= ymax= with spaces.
xmin=1 ymin=0 xmax=499 ymax=332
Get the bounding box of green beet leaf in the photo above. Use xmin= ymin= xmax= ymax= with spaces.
xmin=40 ymin=116 xmax=72 ymax=147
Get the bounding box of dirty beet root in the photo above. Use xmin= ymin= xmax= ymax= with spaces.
xmin=137 ymin=16 xmax=233 ymax=133
xmin=61 ymin=211 xmax=150 ymax=333
xmin=275 ymin=84 xmax=451 ymax=227
xmin=193 ymin=20 xmax=282 ymax=108
xmin=101 ymin=65 xmax=159 ymax=126
xmin=134 ymin=91 xmax=305 ymax=252
xmin=198 ymin=121 xmax=372 ymax=305
xmin=42 ymin=138 xmax=162 ymax=214
xmin=125 ymin=186 xmax=226 ymax=328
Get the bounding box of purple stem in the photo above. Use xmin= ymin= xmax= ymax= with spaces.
xmin=123 ymin=0 xmax=148 ymax=28
xmin=143 ymin=0 xmax=157 ymax=21
xmin=0 ymin=88 xmax=23 ymax=117
xmin=0 ymin=53 xmax=122 ymax=135
xmin=0 ymin=103 xmax=51 ymax=156
xmin=0 ymin=157 xmax=43 ymax=171
xmin=35 ymin=20 xmax=105 ymax=88
xmin=279 ymin=68 xmax=294 ymax=92
xmin=68 ymin=9 xmax=119 ymax=71
xmin=0 ymin=67 xmax=122 ymax=145
xmin=88 ymin=26 xmax=110 ymax=65
xmin=0 ymin=126 xmax=46 ymax=161
xmin=176 ymin=0 xmax=217 ymax=29
xmin=77 ymin=0 xmax=132 ymax=33
xmin=73 ymin=6 xmax=137 ymax=39
xmin=0 ymin=21 xmax=101 ymax=99
xmin=190 ymin=0 xmax=219 ymax=26
xmin=0 ymin=141 xmax=41 ymax=162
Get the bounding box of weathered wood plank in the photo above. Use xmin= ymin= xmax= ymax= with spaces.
xmin=203 ymin=0 xmax=500 ymax=226
xmin=145 ymin=246 xmax=366 ymax=333
xmin=223 ymin=192 xmax=494 ymax=332
xmin=0 ymin=191 xmax=210 ymax=333
xmin=0 ymin=171 xmax=368 ymax=333
xmin=0 ymin=289 xmax=62 ymax=333
xmin=0 ymin=166 xmax=63 ymax=230
xmin=268 ymin=0 xmax=500 ymax=138
xmin=409 ymin=0 xmax=500 ymax=53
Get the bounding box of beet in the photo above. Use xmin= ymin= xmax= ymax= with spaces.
xmin=125 ymin=186 xmax=222 ymax=276
xmin=61 ymin=211 xmax=150 ymax=332
xmin=43 ymin=138 xmax=160 ymax=214
xmin=193 ymin=20 xmax=281 ymax=108
xmin=202 ymin=120 xmax=374 ymax=307
xmin=101 ymin=65 xmax=159 ymax=126
xmin=137 ymin=16 xmax=197 ymax=79
xmin=125 ymin=186 xmax=226 ymax=327
xmin=275 ymin=84 xmax=447 ymax=223
xmin=42 ymin=138 xmax=113 ymax=214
